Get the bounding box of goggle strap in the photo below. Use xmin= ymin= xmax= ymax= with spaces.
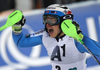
xmin=61 ymin=14 xmax=73 ymax=20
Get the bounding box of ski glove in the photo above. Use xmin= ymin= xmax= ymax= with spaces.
xmin=12 ymin=14 xmax=26 ymax=35
xmin=72 ymin=21 xmax=84 ymax=40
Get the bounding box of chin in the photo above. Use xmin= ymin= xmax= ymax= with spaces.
xmin=49 ymin=35 xmax=56 ymax=38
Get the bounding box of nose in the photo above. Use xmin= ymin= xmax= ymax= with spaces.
xmin=46 ymin=23 xmax=51 ymax=27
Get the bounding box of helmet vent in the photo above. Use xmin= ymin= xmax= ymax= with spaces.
xmin=51 ymin=11 xmax=57 ymax=13
xmin=60 ymin=7 xmax=68 ymax=9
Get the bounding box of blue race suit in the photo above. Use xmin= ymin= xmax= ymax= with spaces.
xmin=12 ymin=30 xmax=100 ymax=70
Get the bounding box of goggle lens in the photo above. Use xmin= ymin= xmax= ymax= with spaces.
xmin=43 ymin=15 xmax=58 ymax=26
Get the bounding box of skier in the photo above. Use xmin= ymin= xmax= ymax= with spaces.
xmin=12 ymin=4 xmax=100 ymax=70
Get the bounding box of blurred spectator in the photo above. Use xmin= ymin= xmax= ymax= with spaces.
xmin=34 ymin=0 xmax=43 ymax=9
xmin=0 ymin=0 xmax=89 ymax=15
xmin=34 ymin=0 xmax=88 ymax=8
xmin=0 ymin=0 xmax=90 ymax=17
xmin=0 ymin=0 xmax=15 ymax=12
xmin=43 ymin=0 xmax=56 ymax=8
xmin=15 ymin=0 xmax=33 ymax=11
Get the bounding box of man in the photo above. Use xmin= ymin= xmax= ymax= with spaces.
xmin=12 ymin=4 xmax=100 ymax=70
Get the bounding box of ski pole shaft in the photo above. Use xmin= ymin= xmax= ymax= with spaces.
xmin=83 ymin=43 xmax=100 ymax=65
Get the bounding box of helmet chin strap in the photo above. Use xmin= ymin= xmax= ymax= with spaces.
xmin=55 ymin=29 xmax=63 ymax=41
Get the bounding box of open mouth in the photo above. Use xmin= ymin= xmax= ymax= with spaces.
xmin=48 ymin=29 xmax=54 ymax=34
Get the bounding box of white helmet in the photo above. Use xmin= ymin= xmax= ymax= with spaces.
xmin=43 ymin=4 xmax=73 ymax=26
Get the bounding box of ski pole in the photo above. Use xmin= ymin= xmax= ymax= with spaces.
xmin=61 ymin=19 xmax=100 ymax=65
xmin=0 ymin=10 xmax=23 ymax=31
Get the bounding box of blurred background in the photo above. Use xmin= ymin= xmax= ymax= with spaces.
xmin=0 ymin=0 xmax=100 ymax=70
xmin=0 ymin=0 xmax=92 ymax=16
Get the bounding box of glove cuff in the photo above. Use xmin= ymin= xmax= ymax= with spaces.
xmin=78 ymin=33 xmax=84 ymax=40
xmin=12 ymin=24 xmax=22 ymax=35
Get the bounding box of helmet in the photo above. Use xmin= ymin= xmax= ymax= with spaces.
xmin=43 ymin=4 xmax=73 ymax=26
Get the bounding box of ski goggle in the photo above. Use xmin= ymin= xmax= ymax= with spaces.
xmin=43 ymin=15 xmax=60 ymax=26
